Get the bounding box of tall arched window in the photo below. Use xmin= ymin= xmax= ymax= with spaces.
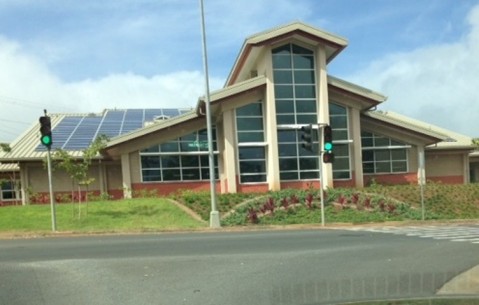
xmin=273 ymin=43 xmax=319 ymax=181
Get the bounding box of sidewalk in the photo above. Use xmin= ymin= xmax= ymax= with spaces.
xmin=437 ymin=264 xmax=479 ymax=295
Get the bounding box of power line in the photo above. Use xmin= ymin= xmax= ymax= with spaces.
xmin=0 ymin=118 xmax=30 ymax=125
xmin=0 ymin=94 xmax=76 ymax=112
xmin=0 ymin=95 xmax=44 ymax=108
xmin=0 ymin=127 xmax=19 ymax=136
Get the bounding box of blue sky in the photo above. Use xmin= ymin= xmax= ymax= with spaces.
xmin=0 ymin=0 xmax=478 ymax=142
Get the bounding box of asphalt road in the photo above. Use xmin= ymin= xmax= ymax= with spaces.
xmin=1 ymin=228 xmax=478 ymax=305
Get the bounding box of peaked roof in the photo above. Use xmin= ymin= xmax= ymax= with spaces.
xmin=226 ymin=21 xmax=348 ymax=86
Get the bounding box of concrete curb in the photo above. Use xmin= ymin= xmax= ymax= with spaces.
xmin=0 ymin=219 xmax=477 ymax=240
xmin=437 ymin=264 xmax=479 ymax=295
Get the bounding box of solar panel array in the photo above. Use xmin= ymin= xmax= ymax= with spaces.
xmin=35 ymin=108 xmax=191 ymax=151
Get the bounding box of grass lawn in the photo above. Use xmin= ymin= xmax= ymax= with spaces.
xmin=219 ymin=183 xmax=479 ymax=226
xmin=0 ymin=198 xmax=206 ymax=233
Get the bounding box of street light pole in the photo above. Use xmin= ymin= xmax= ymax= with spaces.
xmin=199 ymin=0 xmax=220 ymax=228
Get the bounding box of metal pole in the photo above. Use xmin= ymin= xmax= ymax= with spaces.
xmin=419 ymin=151 xmax=425 ymax=221
xmin=420 ymin=182 xmax=425 ymax=221
xmin=47 ymin=148 xmax=56 ymax=231
xmin=318 ymin=125 xmax=325 ymax=226
xmin=199 ymin=0 xmax=220 ymax=228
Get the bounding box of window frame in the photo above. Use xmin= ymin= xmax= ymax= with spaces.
xmin=139 ymin=129 xmax=219 ymax=183
xmin=361 ymin=131 xmax=410 ymax=174
xmin=0 ymin=180 xmax=19 ymax=201
xmin=235 ymin=101 xmax=268 ymax=184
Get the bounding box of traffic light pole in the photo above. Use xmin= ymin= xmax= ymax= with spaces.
xmin=46 ymin=147 xmax=56 ymax=231
xmin=318 ymin=124 xmax=326 ymax=227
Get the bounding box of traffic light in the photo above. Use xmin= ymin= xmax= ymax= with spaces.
xmin=300 ymin=124 xmax=313 ymax=152
xmin=323 ymin=125 xmax=334 ymax=163
xmin=39 ymin=116 xmax=52 ymax=148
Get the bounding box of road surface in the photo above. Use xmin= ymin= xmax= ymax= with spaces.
xmin=1 ymin=225 xmax=478 ymax=305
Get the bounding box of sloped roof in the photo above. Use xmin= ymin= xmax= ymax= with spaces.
xmin=106 ymin=75 xmax=267 ymax=150
xmin=105 ymin=110 xmax=198 ymax=148
xmin=364 ymin=111 xmax=474 ymax=150
xmin=0 ymin=162 xmax=19 ymax=172
xmin=328 ymin=75 xmax=386 ymax=109
xmin=0 ymin=108 xmax=192 ymax=162
xmin=226 ymin=21 xmax=348 ymax=86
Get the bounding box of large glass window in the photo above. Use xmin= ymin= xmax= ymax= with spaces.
xmin=277 ymin=129 xmax=319 ymax=180
xmin=236 ymin=102 xmax=267 ymax=183
xmin=329 ymin=103 xmax=351 ymax=180
xmin=361 ymin=132 xmax=409 ymax=174
xmin=140 ymin=129 xmax=218 ymax=182
xmin=273 ymin=44 xmax=317 ymax=125
xmin=273 ymin=43 xmax=319 ymax=181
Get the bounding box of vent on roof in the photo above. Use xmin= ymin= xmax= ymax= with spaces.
xmin=250 ymin=70 xmax=258 ymax=78
xmin=443 ymin=137 xmax=457 ymax=142
xmin=154 ymin=115 xmax=170 ymax=121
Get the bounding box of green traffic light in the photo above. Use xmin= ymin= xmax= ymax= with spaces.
xmin=41 ymin=135 xmax=52 ymax=146
xmin=324 ymin=142 xmax=333 ymax=151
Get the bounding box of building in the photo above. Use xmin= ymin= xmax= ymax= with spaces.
xmin=0 ymin=22 xmax=477 ymax=206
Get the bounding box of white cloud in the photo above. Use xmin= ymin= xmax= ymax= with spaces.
xmin=346 ymin=4 xmax=479 ymax=138
xmin=0 ymin=36 xmax=223 ymax=142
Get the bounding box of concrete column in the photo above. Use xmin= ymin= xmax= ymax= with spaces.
xmin=264 ymin=48 xmax=281 ymax=191
xmin=98 ymin=161 xmax=107 ymax=194
xmin=120 ymin=153 xmax=132 ymax=199
xmin=317 ymin=45 xmax=333 ymax=189
xmin=463 ymin=153 xmax=470 ymax=184
xmin=222 ymin=110 xmax=237 ymax=193
xmin=350 ymin=107 xmax=364 ymax=187
xmin=417 ymin=145 xmax=426 ymax=185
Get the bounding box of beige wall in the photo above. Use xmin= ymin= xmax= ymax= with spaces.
xmin=26 ymin=163 xmax=101 ymax=193
xmin=408 ymin=146 xmax=419 ymax=172
xmin=129 ymin=151 xmax=142 ymax=183
xmin=106 ymin=163 xmax=123 ymax=191
xmin=425 ymin=151 xmax=464 ymax=177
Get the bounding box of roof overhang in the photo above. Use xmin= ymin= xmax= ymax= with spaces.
xmin=103 ymin=111 xmax=199 ymax=157
xmin=0 ymin=162 xmax=19 ymax=172
xmin=226 ymin=21 xmax=348 ymax=86
xmin=328 ymin=76 xmax=386 ymax=110
xmin=197 ymin=75 xmax=267 ymax=114
xmin=362 ymin=111 xmax=448 ymax=146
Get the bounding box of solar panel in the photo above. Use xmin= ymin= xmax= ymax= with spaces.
xmin=144 ymin=109 xmax=164 ymax=121
xmin=162 ymin=109 xmax=181 ymax=118
xmin=95 ymin=110 xmax=125 ymax=138
xmin=35 ymin=117 xmax=83 ymax=151
xmin=63 ymin=116 xmax=102 ymax=150
xmin=34 ymin=108 xmax=190 ymax=152
xmin=121 ymin=109 xmax=144 ymax=133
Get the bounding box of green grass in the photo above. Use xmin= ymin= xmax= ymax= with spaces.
xmin=2 ymin=182 xmax=478 ymax=233
xmin=172 ymin=189 xmax=258 ymax=220
xmin=220 ymin=183 xmax=479 ymax=226
xmin=0 ymin=198 xmax=205 ymax=233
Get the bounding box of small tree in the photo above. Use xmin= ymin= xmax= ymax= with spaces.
xmin=54 ymin=135 xmax=108 ymax=219
xmin=0 ymin=143 xmax=11 ymax=153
